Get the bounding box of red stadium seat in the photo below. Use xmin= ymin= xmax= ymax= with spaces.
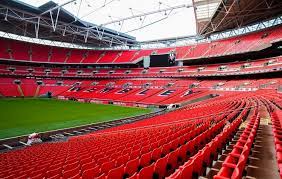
xmin=107 ymin=165 xmax=124 ymax=179
xmin=138 ymin=164 xmax=154 ymax=179
xmin=139 ymin=152 xmax=152 ymax=169
xmin=101 ymin=160 xmax=116 ymax=174
xmin=81 ymin=167 xmax=100 ymax=179
xmin=154 ymin=156 xmax=168 ymax=179
xmin=124 ymin=158 xmax=140 ymax=178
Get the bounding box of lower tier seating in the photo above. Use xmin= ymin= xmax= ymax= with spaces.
xmin=1 ymin=90 xmax=280 ymax=179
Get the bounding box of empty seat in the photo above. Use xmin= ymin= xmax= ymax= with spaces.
xmin=82 ymin=167 xmax=100 ymax=179
xmin=138 ymin=164 xmax=154 ymax=179
xmin=107 ymin=165 xmax=124 ymax=179
xmin=101 ymin=160 xmax=116 ymax=174
xmin=124 ymin=158 xmax=139 ymax=178
xmin=154 ymin=156 xmax=168 ymax=179
xmin=139 ymin=152 xmax=152 ymax=169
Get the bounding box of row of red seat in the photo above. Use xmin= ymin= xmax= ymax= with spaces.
xmin=0 ymin=78 xmax=72 ymax=97
xmin=270 ymin=110 xmax=282 ymax=178
xmin=0 ymin=25 xmax=281 ymax=64
xmin=0 ymin=56 xmax=281 ymax=78
xmin=167 ymin=104 xmax=250 ymax=178
xmin=0 ymin=77 xmax=281 ymax=106
xmin=125 ymin=118 xmax=227 ymax=179
xmin=69 ymin=95 xmax=251 ymax=178
xmin=255 ymin=92 xmax=282 ymax=178
xmin=1 ymin=90 xmax=281 ymax=178
xmin=0 ymin=91 xmax=252 ymax=178
xmin=214 ymin=107 xmax=260 ymax=179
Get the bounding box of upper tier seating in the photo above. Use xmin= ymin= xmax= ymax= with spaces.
xmin=0 ymin=25 xmax=280 ymax=64
xmin=30 ymin=45 xmax=50 ymax=62
xmin=49 ymin=47 xmax=69 ymax=63
xmin=0 ymin=39 xmax=10 ymax=59
xmin=10 ymin=40 xmax=30 ymax=61
xmin=114 ymin=51 xmax=139 ymax=63
xmin=66 ymin=50 xmax=85 ymax=63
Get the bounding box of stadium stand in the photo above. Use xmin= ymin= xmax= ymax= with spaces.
xmin=1 ymin=55 xmax=282 ymax=79
xmin=0 ymin=0 xmax=282 ymax=178
xmin=2 ymin=90 xmax=280 ymax=179
xmin=0 ymin=25 xmax=281 ymax=64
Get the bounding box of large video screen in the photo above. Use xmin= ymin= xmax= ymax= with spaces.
xmin=150 ymin=53 xmax=175 ymax=67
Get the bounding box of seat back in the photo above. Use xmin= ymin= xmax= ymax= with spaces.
xmin=138 ymin=164 xmax=154 ymax=179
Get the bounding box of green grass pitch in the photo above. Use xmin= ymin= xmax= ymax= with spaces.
xmin=0 ymin=98 xmax=152 ymax=139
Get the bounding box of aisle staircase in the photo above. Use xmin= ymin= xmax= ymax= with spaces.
xmin=17 ymin=85 xmax=24 ymax=97
xmin=204 ymin=102 xmax=279 ymax=179
xmin=34 ymin=86 xmax=40 ymax=97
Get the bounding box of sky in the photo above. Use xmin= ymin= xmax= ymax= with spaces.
xmin=19 ymin=0 xmax=197 ymax=41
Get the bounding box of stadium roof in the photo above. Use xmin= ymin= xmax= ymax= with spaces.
xmin=194 ymin=0 xmax=282 ymax=35
xmin=0 ymin=0 xmax=196 ymax=48
xmin=0 ymin=0 xmax=137 ymax=47
xmin=1 ymin=0 xmax=281 ymax=49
